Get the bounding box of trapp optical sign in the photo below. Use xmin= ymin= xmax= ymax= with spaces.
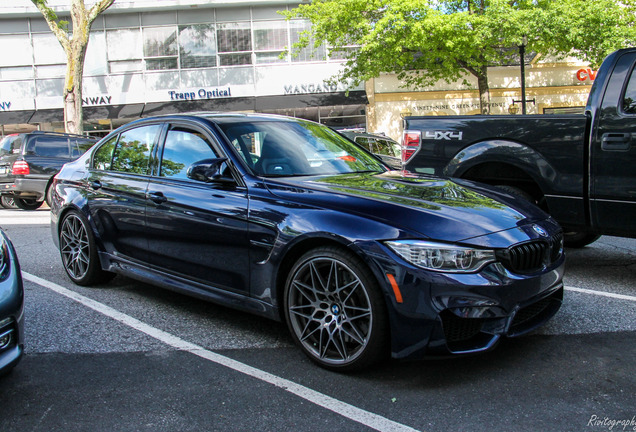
xmin=168 ymin=87 xmax=232 ymax=101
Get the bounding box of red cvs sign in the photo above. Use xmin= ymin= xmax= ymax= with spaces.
xmin=577 ymin=68 xmax=597 ymax=82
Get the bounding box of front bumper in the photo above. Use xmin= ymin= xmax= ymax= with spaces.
xmin=357 ymin=223 xmax=565 ymax=360
xmin=0 ymin=230 xmax=24 ymax=374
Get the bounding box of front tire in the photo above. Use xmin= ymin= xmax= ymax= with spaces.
xmin=59 ymin=211 xmax=114 ymax=286
xmin=284 ymin=247 xmax=389 ymax=371
xmin=14 ymin=197 xmax=43 ymax=211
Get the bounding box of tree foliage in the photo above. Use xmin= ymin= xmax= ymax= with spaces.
xmin=284 ymin=0 xmax=636 ymax=114
xmin=31 ymin=0 xmax=115 ymax=134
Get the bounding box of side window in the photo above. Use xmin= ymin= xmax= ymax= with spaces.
xmin=0 ymin=135 xmax=22 ymax=156
xmin=111 ymin=125 xmax=161 ymax=175
xmin=33 ymin=136 xmax=70 ymax=158
xmin=377 ymin=139 xmax=399 ymax=157
xmin=354 ymin=136 xmax=372 ymax=152
xmin=160 ymin=126 xmax=218 ymax=180
xmin=623 ymin=66 xmax=636 ymax=114
xmin=92 ymin=136 xmax=118 ymax=170
xmin=70 ymin=139 xmax=96 ymax=158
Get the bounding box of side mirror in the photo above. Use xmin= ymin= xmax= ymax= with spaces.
xmin=186 ymin=158 xmax=233 ymax=183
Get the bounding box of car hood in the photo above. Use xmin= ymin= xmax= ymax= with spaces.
xmin=263 ymin=171 xmax=549 ymax=243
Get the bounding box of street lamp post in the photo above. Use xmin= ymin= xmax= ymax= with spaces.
xmin=519 ymin=35 xmax=528 ymax=115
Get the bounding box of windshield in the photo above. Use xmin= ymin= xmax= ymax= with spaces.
xmin=217 ymin=119 xmax=387 ymax=177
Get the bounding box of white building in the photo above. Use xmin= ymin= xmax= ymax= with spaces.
xmin=0 ymin=0 xmax=367 ymax=136
xmin=0 ymin=1 xmax=595 ymax=140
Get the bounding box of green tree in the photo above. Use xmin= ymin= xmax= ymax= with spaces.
xmin=284 ymin=0 xmax=636 ymax=114
xmin=31 ymin=0 xmax=115 ymax=134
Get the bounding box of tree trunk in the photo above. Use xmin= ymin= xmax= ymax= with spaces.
xmin=32 ymin=0 xmax=114 ymax=135
xmin=64 ymin=1 xmax=90 ymax=135
xmin=476 ymin=66 xmax=490 ymax=115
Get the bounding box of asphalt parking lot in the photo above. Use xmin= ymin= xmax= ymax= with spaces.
xmin=1 ymin=208 xmax=634 ymax=432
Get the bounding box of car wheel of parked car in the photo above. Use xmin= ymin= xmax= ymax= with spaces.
xmin=284 ymin=247 xmax=389 ymax=371
xmin=494 ymin=185 xmax=600 ymax=247
xmin=59 ymin=211 xmax=115 ymax=286
xmin=495 ymin=185 xmax=536 ymax=204
xmin=0 ymin=195 xmax=17 ymax=209
xmin=45 ymin=183 xmax=54 ymax=208
xmin=13 ymin=197 xmax=43 ymax=211
xmin=563 ymin=231 xmax=601 ymax=248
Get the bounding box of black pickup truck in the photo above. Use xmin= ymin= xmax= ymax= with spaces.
xmin=401 ymin=48 xmax=636 ymax=247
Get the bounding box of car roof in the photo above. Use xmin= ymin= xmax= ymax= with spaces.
xmin=135 ymin=112 xmax=307 ymax=125
xmin=338 ymin=130 xmax=398 ymax=142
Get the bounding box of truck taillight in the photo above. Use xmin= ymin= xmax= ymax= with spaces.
xmin=12 ymin=160 xmax=30 ymax=175
xmin=402 ymin=130 xmax=421 ymax=163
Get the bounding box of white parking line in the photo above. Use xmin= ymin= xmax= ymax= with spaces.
xmin=22 ymin=272 xmax=420 ymax=432
xmin=565 ymin=285 xmax=636 ymax=302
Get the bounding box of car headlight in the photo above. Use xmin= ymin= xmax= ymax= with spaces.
xmin=385 ymin=240 xmax=496 ymax=273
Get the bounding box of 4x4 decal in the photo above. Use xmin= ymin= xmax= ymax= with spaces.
xmin=424 ymin=131 xmax=463 ymax=140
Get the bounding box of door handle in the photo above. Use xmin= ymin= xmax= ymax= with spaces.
xmin=146 ymin=191 xmax=167 ymax=204
xmin=90 ymin=180 xmax=102 ymax=190
xmin=601 ymin=133 xmax=631 ymax=151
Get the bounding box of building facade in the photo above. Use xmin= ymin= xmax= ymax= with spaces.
xmin=367 ymin=57 xmax=596 ymax=140
xmin=0 ymin=0 xmax=367 ymax=137
xmin=0 ymin=1 xmax=595 ymax=140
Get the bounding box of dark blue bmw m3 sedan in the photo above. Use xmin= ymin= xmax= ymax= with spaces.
xmin=50 ymin=113 xmax=564 ymax=371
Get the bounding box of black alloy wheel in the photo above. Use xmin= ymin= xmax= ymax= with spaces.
xmin=13 ymin=197 xmax=43 ymax=211
xmin=0 ymin=195 xmax=17 ymax=209
xmin=284 ymin=247 xmax=388 ymax=371
xmin=59 ymin=211 xmax=114 ymax=286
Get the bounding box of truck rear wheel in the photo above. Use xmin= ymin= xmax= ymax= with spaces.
xmin=14 ymin=197 xmax=43 ymax=211
xmin=563 ymin=231 xmax=601 ymax=248
xmin=1 ymin=196 xmax=17 ymax=209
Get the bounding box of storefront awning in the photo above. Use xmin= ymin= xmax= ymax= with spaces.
xmin=0 ymin=110 xmax=35 ymax=125
xmin=0 ymin=91 xmax=369 ymax=126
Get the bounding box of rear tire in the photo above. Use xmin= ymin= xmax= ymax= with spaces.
xmin=495 ymin=184 xmax=536 ymax=204
xmin=45 ymin=183 xmax=54 ymax=208
xmin=59 ymin=211 xmax=115 ymax=286
xmin=563 ymin=231 xmax=600 ymax=248
xmin=0 ymin=195 xmax=17 ymax=209
xmin=14 ymin=197 xmax=43 ymax=211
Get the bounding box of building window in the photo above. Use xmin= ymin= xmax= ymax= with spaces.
xmin=328 ymin=46 xmax=359 ymax=61
xmin=32 ymin=33 xmax=66 ymax=65
xmin=179 ymin=24 xmax=217 ymax=69
xmin=289 ymin=20 xmax=326 ymax=63
xmin=217 ymin=22 xmax=252 ymax=66
xmin=253 ymin=21 xmax=288 ymax=64
xmin=107 ymin=28 xmax=142 ymax=73
xmin=0 ymin=34 xmax=33 ymax=67
xmin=143 ymin=26 xmax=178 ymax=71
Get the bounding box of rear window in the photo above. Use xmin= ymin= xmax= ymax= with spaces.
xmin=30 ymin=136 xmax=70 ymax=158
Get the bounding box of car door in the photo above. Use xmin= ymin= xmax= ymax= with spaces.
xmin=86 ymin=123 xmax=163 ymax=263
xmin=590 ymin=51 xmax=636 ymax=233
xmin=144 ymin=122 xmax=250 ymax=295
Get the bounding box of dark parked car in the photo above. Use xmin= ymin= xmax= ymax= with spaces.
xmin=50 ymin=113 xmax=564 ymax=371
xmin=339 ymin=129 xmax=402 ymax=169
xmin=0 ymin=228 xmax=24 ymax=375
xmin=0 ymin=131 xmax=97 ymax=210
